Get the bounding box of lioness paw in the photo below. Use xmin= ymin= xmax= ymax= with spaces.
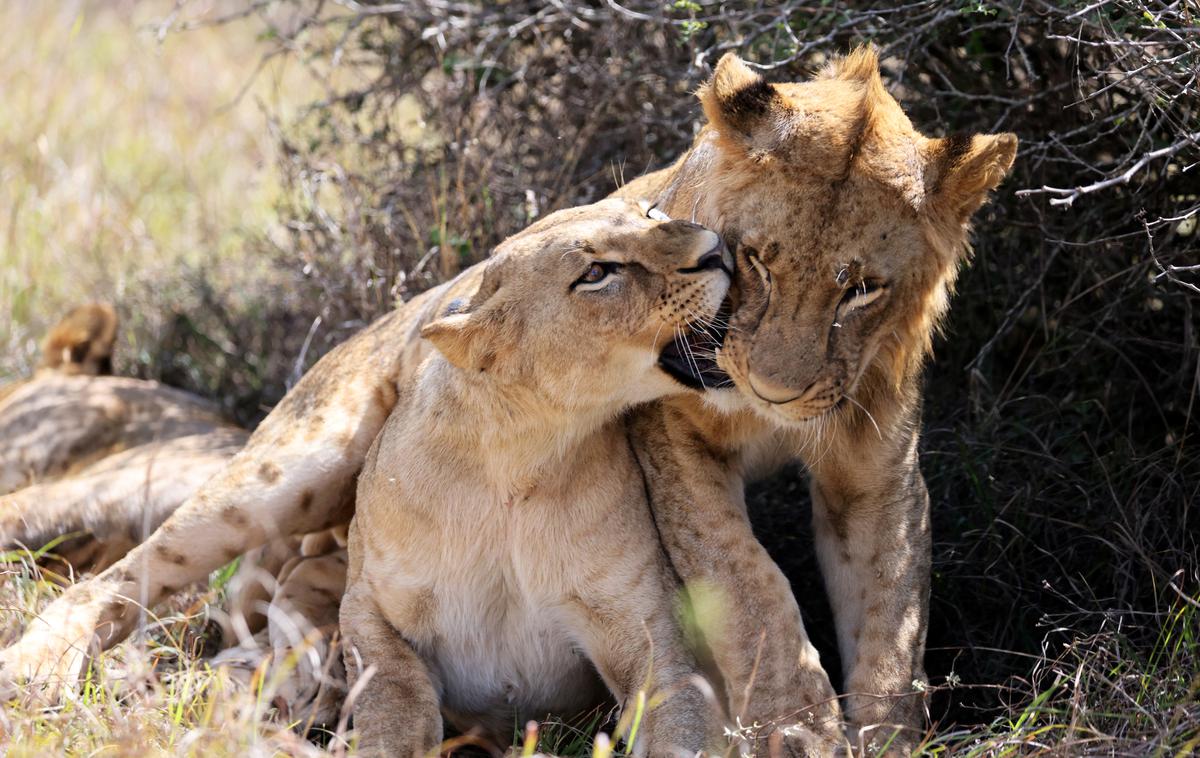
xmin=0 ymin=634 xmax=89 ymax=702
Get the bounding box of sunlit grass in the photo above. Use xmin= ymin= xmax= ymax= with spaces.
xmin=0 ymin=557 xmax=342 ymax=756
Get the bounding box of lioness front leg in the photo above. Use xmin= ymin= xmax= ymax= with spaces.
xmin=0 ymin=312 xmax=412 ymax=696
xmin=806 ymin=422 xmax=930 ymax=752
xmin=630 ymin=402 xmax=844 ymax=755
xmin=339 ymin=583 xmax=442 ymax=757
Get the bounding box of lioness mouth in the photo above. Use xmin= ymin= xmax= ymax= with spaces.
xmin=658 ymin=297 xmax=734 ymax=390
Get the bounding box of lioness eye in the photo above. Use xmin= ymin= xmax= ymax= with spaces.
xmin=573 ymin=262 xmax=622 ymax=292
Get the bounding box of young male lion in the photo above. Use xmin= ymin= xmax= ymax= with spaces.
xmin=615 ymin=49 xmax=1017 ymax=751
xmin=344 ymin=199 xmax=729 ymax=755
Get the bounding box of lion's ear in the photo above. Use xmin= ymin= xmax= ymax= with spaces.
xmin=699 ymin=53 xmax=783 ymax=147
xmin=421 ymin=311 xmax=499 ymax=372
xmin=421 ymin=258 xmax=514 ymax=372
xmin=925 ymin=132 xmax=1018 ymax=220
xmin=39 ymin=303 xmax=118 ymax=375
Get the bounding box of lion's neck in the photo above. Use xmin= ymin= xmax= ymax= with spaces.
xmin=415 ymin=357 xmax=620 ymax=494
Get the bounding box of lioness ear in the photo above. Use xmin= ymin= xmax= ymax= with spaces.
xmin=699 ymin=53 xmax=783 ymax=147
xmin=420 ymin=311 xmax=498 ymax=372
xmin=925 ymin=132 xmax=1018 ymax=220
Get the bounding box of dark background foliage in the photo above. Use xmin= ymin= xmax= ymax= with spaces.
xmin=149 ymin=0 xmax=1196 ymax=747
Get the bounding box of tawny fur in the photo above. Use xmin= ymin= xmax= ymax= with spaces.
xmin=36 ymin=303 xmax=117 ymax=377
xmin=0 ymin=203 xmax=726 ymax=752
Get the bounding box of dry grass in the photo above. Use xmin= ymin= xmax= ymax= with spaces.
xmin=0 ymin=558 xmax=343 ymax=755
xmin=0 ymin=0 xmax=315 ymax=423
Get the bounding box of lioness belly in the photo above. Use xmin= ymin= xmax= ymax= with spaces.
xmin=373 ymin=535 xmax=608 ymax=739
xmin=431 ymin=591 xmax=607 ymax=736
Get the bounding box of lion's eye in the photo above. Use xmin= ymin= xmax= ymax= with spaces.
xmin=573 ymin=262 xmax=622 ymax=292
xmin=839 ymin=279 xmax=886 ymax=312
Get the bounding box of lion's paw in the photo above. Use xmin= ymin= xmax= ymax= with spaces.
xmin=734 ymin=721 xmax=848 ymax=758
xmin=847 ymin=723 xmax=918 ymax=757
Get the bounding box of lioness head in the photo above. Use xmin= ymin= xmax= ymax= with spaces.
xmin=660 ymin=49 xmax=1016 ymax=426
xmin=420 ymin=198 xmax=731 ymax=411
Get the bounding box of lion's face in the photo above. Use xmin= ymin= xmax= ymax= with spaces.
xmin=421 ymin=198 xmax=731 ymax=411
xmin=654 ymin=50 xmax=1016 ymax=427
xmin=718 ymin=175 xmax=932 ymax=424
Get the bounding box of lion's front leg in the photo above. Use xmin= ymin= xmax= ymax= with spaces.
xmin=806 ymin=422 xmax=930 ymax=753
xmin=630 ymin=401 xmax=845 ymax=755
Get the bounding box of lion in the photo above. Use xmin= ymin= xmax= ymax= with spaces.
xmin=0 ymin=304 xmax=247 ymax=574
xmin=612 ymin=49 xmax=1017 ymax=751
xmin=0 ymin=49 xmax=1014 ymax=755
xmin=343 ymin=198 xmax=729 ymax=755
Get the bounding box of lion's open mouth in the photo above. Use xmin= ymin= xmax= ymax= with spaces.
xmin=658 ymin=297 xmax=734 ymax=391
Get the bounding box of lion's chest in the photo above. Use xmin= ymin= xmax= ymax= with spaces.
xmin=365 ymin=475 xmax=613 ymax=740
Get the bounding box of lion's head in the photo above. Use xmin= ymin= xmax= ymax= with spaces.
xmin=420 ymin=197 xmax=731 ymax=412
xmin=655 ymin=49 xmax=1016 ymax=427
xmin=37 ymin=303 xmax=118 ymax=377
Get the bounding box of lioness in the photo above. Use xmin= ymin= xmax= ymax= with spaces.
xmin=1 ymin=304 xmax=247 ymax=573
xmin=344 ymin=199 xmax=728 ymax=755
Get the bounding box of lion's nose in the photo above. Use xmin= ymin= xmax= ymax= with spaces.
xmin=746 ymin=372 xmax=804 ymax=405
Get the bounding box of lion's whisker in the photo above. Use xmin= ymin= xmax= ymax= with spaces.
xmin=842 ymin=393 xmax=882 ymax=441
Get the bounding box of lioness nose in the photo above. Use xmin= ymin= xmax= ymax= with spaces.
xmin=677 ymin=229 xmax=730 ymax=273
xmin=695 ymin=249 xmax=726 ymax=271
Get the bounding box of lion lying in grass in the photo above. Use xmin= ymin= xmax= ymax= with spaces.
xmin=0 ymin=304 xmax=247 ymax=574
